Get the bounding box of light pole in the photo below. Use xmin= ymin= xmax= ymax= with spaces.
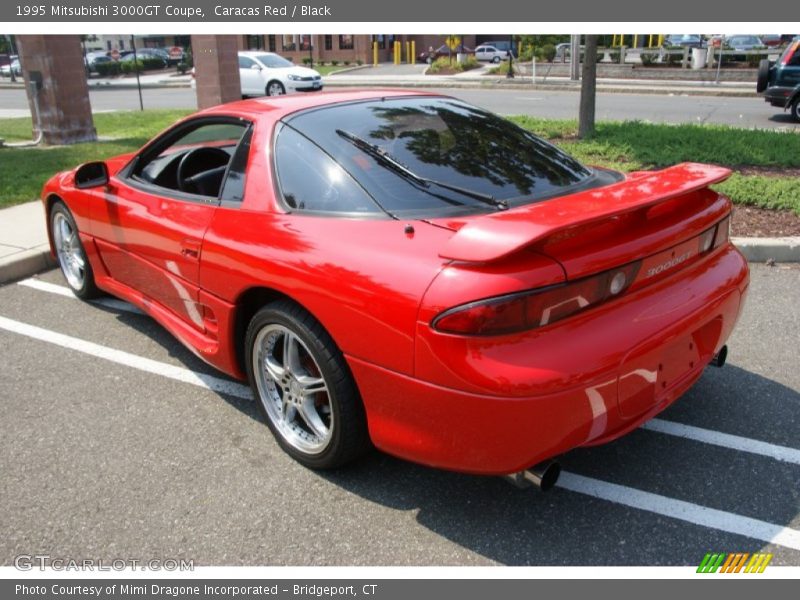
xmin=308 ymin=35 xmax=313 ymax=68
xmin=506 ymin=34 xmax=514 ymax=79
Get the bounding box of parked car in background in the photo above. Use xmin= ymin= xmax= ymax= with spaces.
xmin=0 ymin=58 xmax=21 ymax=78
xmin=724 ymin=35 xmax=765 ymax=51
xmin=119 ymin=48 xmax=167 ymax=68
xmin=757 ymin=39 xmax=800 ymax=121
xmin=474 ymin=44 xmax=514 ymax=63
xmin=418 ymin=44 xmax=474 ymax=64
xmin=84 ymin=52 xmax=113 ymax=74
xmin=161 ymin=46 xmax=185 ymax=66
xmin=41 ymin=91 xmax=748 ymax=481
xmin=759 ymin=34 xmax=784 ymax=48
xmin=237 ymin=51 xmax=322 ymax=96
xmin=664 ymin=34 xmax=705 ymax=48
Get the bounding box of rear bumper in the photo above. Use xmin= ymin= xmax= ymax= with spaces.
xmin=348 ymin=245 xmax=749 ymax=475
xmin=764 ymin=86 xmax=794 ymax=107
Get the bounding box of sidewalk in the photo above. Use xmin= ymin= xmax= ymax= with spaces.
xmin=0 ymin=200 xmax=797 ymax=287
xmin=0 ymin=201 xmax=54 ymax=284
xmin=324 ymin=66 xmax=757 ymax=97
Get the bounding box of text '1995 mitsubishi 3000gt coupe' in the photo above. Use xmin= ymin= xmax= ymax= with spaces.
xmin=42 ymin=90 xmax=748 ymax=490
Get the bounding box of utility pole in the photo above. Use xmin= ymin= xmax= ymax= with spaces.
xmin=578 ymin=35 xmax=599 ymax=139
xmin=570 ymin=34 xmax=581 ymax=81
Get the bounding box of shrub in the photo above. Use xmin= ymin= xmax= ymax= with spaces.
xmin=95 ymin=61 xmax=121 ymax=77
xmin=301 ymin=57 xmax=312 ymax=65
xmin=531 ymin=44 xmax=556 ymax=62
xmin=427 ymin=55 xmax=479 ymax=74
xmin=331 ymin=60 xmax=339 ymax=66
xmin=640 ymin=52 xmax=657 ymax=66
xmin=344 ymin=60 xmax=350 ymax=66
xmin=356 ymin=59 xmax=363 ymax=66
xmin=746 ymin=52 xmax=763 ymax=68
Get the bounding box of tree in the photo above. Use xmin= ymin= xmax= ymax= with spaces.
xmin=578 ymin=35 xmax=599 ymax=139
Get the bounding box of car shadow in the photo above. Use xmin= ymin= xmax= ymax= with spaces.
xmin=767 ymin=113 xmax=799 ymax=125
xmin=315 ymin=365 xmax=800 ymax=565
xmin=96 ymin=301 xmax=799 ymax=565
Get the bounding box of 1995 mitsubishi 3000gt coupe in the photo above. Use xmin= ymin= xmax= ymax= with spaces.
xmin=42 ymin=90 xmax=749 ymax=490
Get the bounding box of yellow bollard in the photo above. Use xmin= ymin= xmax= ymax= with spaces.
xmin=406 ymin=41 xmax=410 ymax=64
xmin=373 ymin=41 xmax=378 ymax=66
xmin=411 ymin=40 xmax=415 ymax=64
xmin=394 ymin=41 xmax=400 ymax=65
xmin=658 ymin=34 xmax=664 ymax=46
xmin=648 ymin=34 xmax=653 ymax=48
xmin=633 ymin=34 xmax=639 ymax=48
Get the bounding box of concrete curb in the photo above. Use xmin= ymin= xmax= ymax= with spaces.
xmin=323 ymin=79 xmax=757 ymax=97
xmin=0 ymin=245 xmax=56 ymax=285
xmin=2 ymin=237 xmax=797 ymax=288
xmin=731 ymin=237 xmax=800 ymax=263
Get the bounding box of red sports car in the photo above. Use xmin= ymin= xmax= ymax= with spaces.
xmin=42 ymin=90 xmax=748 ymax=489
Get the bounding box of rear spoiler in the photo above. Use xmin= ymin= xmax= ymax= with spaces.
xmin=438 ymin=162 xmax=732 ymax=263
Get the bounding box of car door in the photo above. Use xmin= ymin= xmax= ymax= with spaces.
xmin=90 ymin=117 xmax=252 ymax=332
xmin=238 ymin=55 xmax=263 ymax=96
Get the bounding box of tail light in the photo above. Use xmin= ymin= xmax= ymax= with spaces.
xmin=433 ymin=262 xmax=641 ymax=336
xmin=433 ymin=216 xmax=731 ymax=337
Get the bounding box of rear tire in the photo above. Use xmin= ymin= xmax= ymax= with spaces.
xmin=492 ymin=56 xmax=500 ymax=63
xmin=245 ymin=300 xmax=370 ymax=469
xmin=50 ymin=201 xmax=101 ymax=300
xmin=756 ymin=59 xmax=770 ymax=93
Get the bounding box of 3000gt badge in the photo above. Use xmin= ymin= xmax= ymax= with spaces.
xmin=645 ymin=250 xmax=693 ymax=278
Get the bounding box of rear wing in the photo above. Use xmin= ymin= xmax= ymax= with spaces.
xmin=438 ymin=163 xmax=732 ymax=263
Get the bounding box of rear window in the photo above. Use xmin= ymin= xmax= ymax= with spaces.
xmin=280 ymin=97 xmax=596 ymax=218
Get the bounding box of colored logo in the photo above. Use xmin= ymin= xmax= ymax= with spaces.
xmin=697 ymin=552 xmax=773 ymax=573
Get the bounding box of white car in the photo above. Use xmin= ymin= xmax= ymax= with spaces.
xmin=474 ymin=45 xmax=512 ymax=63
xmin=238 ymin=51 xmax=322 ymax=97
xmin=1 ymin=58 xmax=21 ymax=78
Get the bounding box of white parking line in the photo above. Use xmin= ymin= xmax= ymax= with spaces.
xmin=1 ymin=313 xmax=800 ymax=551
xmin=642 ymin=419 xmax=800 ymax=466
xmin=557 ymin=472 xmax=800 ymax=551
xmin=17 ymin=278 xmax=143 ymax=315
xmin=16 ymin=277 xmax=800 ymax=467
xmin=0 ymin=315 xmax=251 ymax=400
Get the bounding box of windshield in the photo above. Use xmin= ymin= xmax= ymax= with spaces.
xmin=282 ymin=97 xmax=595 ymax=217
xmin=255 ymin=54 xmax=293 ymax=68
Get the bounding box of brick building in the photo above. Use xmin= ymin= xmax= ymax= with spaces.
xmin=238 ymin=34 xmax=478 ymax=63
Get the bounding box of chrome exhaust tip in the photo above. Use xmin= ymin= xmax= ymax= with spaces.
xmin=711 ymin=345 xmax=728 ymax=368
xmin=504 ymin=460 xmax=562 ymax=492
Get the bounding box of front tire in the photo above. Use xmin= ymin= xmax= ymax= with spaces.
xmin=791 ymin=97 xmax=800 ymax=123
xmin=50 ymin=201 xmax=100 ymax=299
xmin=266 ymin=80 xmax=286 ymax=96
xmin=245 ymin=300 xmax=370 ymax=469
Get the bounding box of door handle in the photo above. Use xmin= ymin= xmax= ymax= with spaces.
xmin=180 ymin=238 xmax=202 ymax=260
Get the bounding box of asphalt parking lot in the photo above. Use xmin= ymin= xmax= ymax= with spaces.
xmin=1 ymin=264 xmax=798 ymax=566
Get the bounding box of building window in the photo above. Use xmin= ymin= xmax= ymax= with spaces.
xmin=324 ymin=35 xmax=332 ymax=50
xmin=372 ymin=35 xmax=385 ymax=49
xmin=106 ymin=40 xmax=112 ymax=51
xmin=268 ymin=35 xmax=276 ymax=52
xmin=282 ymin=35 xmax=297 ymax=52
xmin=338 ymin=35 xmax=354 ymax=50
xmin=299 ymin=35 xmax=312 ymax=51
xmin=246 ymin=35 xmax=264 ymax=50
xmin=119 ymin=39 xmax=125 ymax=50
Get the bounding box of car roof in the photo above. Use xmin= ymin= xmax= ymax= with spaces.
xmin=239 ymin=50 xmax=277 ymax=57
xmin=197 ymin=89 xmax=443 ymax=122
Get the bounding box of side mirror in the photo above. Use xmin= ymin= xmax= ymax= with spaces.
xmin=250 ymin=64 xmax=262 ymax=70
xmin=75 ymin=161 xmax=109 ymax=189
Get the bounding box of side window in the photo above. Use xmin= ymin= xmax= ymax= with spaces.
xmin=274 ymin=126 xmax=380 ymax=215
xmin=239 ymin=56 xmax=256 ymax=69
xmin=131 ymin=120 xmax=248 ymax=199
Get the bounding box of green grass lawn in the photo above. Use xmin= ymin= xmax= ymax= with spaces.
xmin=314 ymin=65 xmax=350 ymax=76
xmin=1 ymin=110 xmax=798 ymax=214
xmin=509 ymin=116 xmax=800 ymax=215
xmin=0 ymin=110 xmax=191 ymax=208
